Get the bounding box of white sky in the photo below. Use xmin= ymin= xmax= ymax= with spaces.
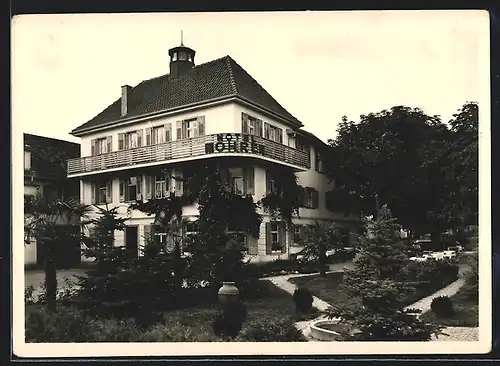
xmin=12 ymin=11 xmax=487 ymax=144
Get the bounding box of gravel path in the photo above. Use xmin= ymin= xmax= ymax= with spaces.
xmin=265 ymin=262 xmax=478 ymax=342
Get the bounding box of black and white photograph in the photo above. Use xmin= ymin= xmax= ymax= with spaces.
xmin=12 ymin=10 xmax=491 ymax=357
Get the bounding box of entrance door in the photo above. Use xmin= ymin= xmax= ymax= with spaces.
xmin=125 ymin=226 xmax=139 ymax=257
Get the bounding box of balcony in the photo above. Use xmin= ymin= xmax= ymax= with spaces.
xmin=67 ymin=133 xmax=311 ymax=177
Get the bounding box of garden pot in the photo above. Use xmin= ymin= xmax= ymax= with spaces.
xmin=218 ymin=281 xmax=240 ymax=305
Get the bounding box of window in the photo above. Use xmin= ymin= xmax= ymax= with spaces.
xmin=230 ymin=168 xmax=244 ymax=195
xmin=172 ymin=52 xmax=178 ymax=61
xmin=270 ymin=222 xmax=282 ymax=252
xmin=264 ymin=122 xmax=283 ymax=144
xmin=155 ymin=174 xmax=170 ymax=199
xmin=228 ymin=167 xmax=254 ymax=195
xmin=119 ymin=176 xmax=143 ymax=202
xmin=185 ymin=221 xmax=198 ymax=237
xmin=178 ymin=52 xmax=187 ymax=61
xmin=176 ymin=117 xmax=205 ymax=140
xmin=241 ymin=113 xmax=263 ymax=137
xmin=227 ymin=221 xmax=248 ymax=251
xmin=92 ymin=181 xmax=112 ymax=205
xmin=315 ymin=149 xmax=325 ymax=173
xmin=293 ymin=225 xmax=303 ymax=245
xmin=153 ymin=126 xmax=165 ymax=144
xmin=118 ymin=130 xmax=143 ymax=150
xmin=24 ymin=151 xmax=31 ymax=170
xmin=91 ymin=136 xmax=112 ymax=155
xmin=300 ymin=186 xmax=319 ymax=209
xmin=187 ymin=54 xmax=193 ymax=62
xmin=266 ymin=170 xmax=278 ymax=194
xmin=127 ymin=131 xmax=139 ymax=149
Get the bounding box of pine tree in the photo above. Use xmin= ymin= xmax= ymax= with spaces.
xmin=327 ymin=205 xmax=445 ymax=341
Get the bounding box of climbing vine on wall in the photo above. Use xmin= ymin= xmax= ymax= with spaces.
xmin=258 ymin=165 xmax=302 ymax=226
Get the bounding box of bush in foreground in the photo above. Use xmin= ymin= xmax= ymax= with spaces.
xmin=212 ymin=302 xmax=248 ymax=338
xmin=236 ymin=316 xmax=307 ymax=342
xmin=293 ymin=287 xmax=314 ymax=313
xmin=431 ymin=296 xmax=455 ymax=318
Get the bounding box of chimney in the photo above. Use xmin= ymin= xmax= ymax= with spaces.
xmin=121 ymin=85 xmax=132 ymax=117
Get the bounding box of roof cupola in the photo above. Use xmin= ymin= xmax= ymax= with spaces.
xmin=168 ymin=30 xmax=196 ymax=78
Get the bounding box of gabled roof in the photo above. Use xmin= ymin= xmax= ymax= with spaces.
xmin=71 ymin=55 xmax=303 ymax=135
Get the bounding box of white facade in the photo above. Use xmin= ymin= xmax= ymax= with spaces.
xmin=72 ymin=100 xmax=360 ymax=262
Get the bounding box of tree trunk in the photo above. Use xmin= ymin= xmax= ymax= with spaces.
xmin=44 ymin=239 xmax=58 ymax=311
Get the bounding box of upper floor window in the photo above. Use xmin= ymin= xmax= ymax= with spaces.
xmin=144 ymin=173 xmax=177 ymax=200
xmin=145 ymin=124 xmax=172 ymax=145
xmin=227 ymin=167 xmax=255 ymax=195
xmin=118 ymin=130 xmax=143 ymax=150
xmin=177 ymin=116 xmax=205 ymax=140
xmin=172 ymin=53 xmax=178 ymax=61
xmin=264 ymin=122 xmax=283 ymax=144
xmin=24 ymin=151 xmax=31 ymax=170
xmin=315 ymin=149 xmax=325 ymax=173
xmin=241 ymin=113 xmax=263 ymax=137
xmin=91 ymin=136 xmax=112 ymax=155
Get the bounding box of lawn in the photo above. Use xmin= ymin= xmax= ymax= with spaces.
xmin=25 ymin=280 xmax=320 ymax=342
xmin=419 ymin=287 xmax=478 ymax=327
xmin=288 ymin=271 xmax=459 ymax=310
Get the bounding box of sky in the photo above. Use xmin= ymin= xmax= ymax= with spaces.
xmin=12 ymin=11 xmax=488 ymax=144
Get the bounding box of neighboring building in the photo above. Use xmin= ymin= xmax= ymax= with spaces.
xmin=67 ymin=41 xmax=361 ymax=262
xmin=24 ymin=133 xmax=81 ymax=267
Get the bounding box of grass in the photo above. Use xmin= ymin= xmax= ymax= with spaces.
xmin=288 ymin=271 xmax=458 ymax=310
xmin=25 ymin=280 xmax=319 ymax=342
xmin=419 ymin=287 xmax=478 ymax=327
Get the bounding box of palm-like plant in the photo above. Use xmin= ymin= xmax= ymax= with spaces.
xmin=24 ymin=192 xmax=92 ymax=311
xmin=299 ymin=221 xmax=344 ymax=277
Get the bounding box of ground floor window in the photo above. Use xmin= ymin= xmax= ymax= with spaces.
xmin=266 ymin=221 xmax=286 ymax=254
xmin=227 ymin=222 xmax=248 ymax=252
xmin=293 ymin=224 xmax=306 ymax=246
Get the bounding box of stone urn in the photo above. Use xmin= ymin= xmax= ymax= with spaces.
xmin=218 ymin=281 xmax=240 ymax=305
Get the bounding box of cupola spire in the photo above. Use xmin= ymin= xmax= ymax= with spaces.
xmin=168 ymin=32 xmax=196 ymax=78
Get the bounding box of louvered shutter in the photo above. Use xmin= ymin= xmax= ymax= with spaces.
xmin=91 ymin=183 xmax=96 ymax=204
xmin=265 ymin=169 xmax=271 ymax=194
xmin=165 ymin=123 xmax=172 ymax=142
xmin=118 ymin=133 xmax=125 ymax=151
xmin=163 ymin=171 xmax=170 ymax=197
xmin=176 ymin=121 xmax=182 ymax=140
xmin=248 ymin=236 xmax=258 ymax=255
xmin=146 ymin=127 xmax=152 ymax=145
xmin=313 ymin=189 xmax=319 ymax=209
xmin=143 ymin=224 xmax=151 ymax=244
xmin=279 ymin=222 xmax=287 ymax=253
xmin=182 ymin=121 xmax=188 ymax=139
xmin=106 ymin=181 xmax=113 ymax=203
xmin=277 ymin=129 xmax=283 ymax=144
xmin=197 ymin=116 xmax=205 ymax=136
xmin=265 ymin=222 xmax=272 ymax=254
xmin=256 ymin=119 xmax=263 ymax=137
xmin=106 ymin=136 xmax=112 ymax=153
xmin=136 ymin=175 xmax=143 ymax=200
xmin=242 ymin=113 xmax=249 ymax=134
xmin=91 ymin=139 xmax=97 ymax=156
xmin=145 ymin=175 xmax=153 ymax=200
xmin=264 ymin=123 xmax=270 ymax=139
xmin=244 ymin=166 xmax=254 ymax=195
xmin=137 ymin=129 xmax=143 ymax=147
xmin=119 ymin=180 xmax=126 ymax=203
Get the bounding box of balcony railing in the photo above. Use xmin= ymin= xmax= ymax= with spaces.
xmin=67 ymin=133 xmax=310 ymax=176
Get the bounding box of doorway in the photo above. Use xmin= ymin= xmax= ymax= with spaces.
xmin=125 ymin=226 xmax=139 ymax=257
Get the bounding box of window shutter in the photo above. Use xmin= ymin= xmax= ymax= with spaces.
xmin=136 ymin=175 xmax=143 ymax=200
xmin=176 ymin=121 xmax=182 ymax=140
xmin=118 ymin=133 xmax=125 ymax=151
xmin=182 ymin=121 xmax=188 ymax=139
xmin=277 ymin=129 xmax=283 ymax=144
xmin=91 ymin=139 xmax=97 ymax=156
xmin=244 ymin=166 xmax=254 ymax=195
xmin=91 ymin=183 xmax=96 ymax=204
xmin=165 ymin=123 xmax=172 ymax=142
xmin=313 ymin=189 xmax=319 ymax=209
xmin=264 ymin=123 xmax=270 ymax=139
xmin=137 ymin=129 xmax=143 ymax=147
xmin=146 ymin=127 xmax=152 ymax=146
xmin=163 ymin=172 xmax=170 ymax=197
xmin=256 ymin=119 xmax=263 ymax=137
xmin=242 ymin=113 xmax=249 ymax=134
xmin=143 ymin=224 xmax=151 ymax=244
xmin=248 ymin=237 xmax=258 ymax=255
xmin=265 ymin=222 xmax=272 ymax=254
xmin=119 ymin=180 xmax=126 ymax=203
xmin=175 ymin=176 xmax=184 ymax=197
xmin=106 ymin=136 xmax=112 ymax=153
xmin=106 ymin=181 xmax=113 ymax=203
xmin=145 ymin=175 xmax=152 ymax=200
xmin=197 ymin=116 xmax=205 ymax=137
xmin=279 ymin=222 xmax=287 ymax=253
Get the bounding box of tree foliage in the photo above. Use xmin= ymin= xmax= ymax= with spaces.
xmin=326 ymin=102 xmax=478 ymax=240
xmin=326 ymin=205 xmax=445 ymax=341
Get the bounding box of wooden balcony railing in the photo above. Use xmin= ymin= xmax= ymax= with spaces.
xmin=67 ymin=133 xmax=310 ymax=176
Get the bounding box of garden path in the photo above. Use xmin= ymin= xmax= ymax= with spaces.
xmin=264 ymin=262 xmax=479 ymax=342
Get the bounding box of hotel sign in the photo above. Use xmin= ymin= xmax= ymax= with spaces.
xmin=205 ymin=133 xmax=265 ymax=155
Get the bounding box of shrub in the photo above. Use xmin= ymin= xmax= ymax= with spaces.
xmin=293 ymin=287 xmax=314 ymax=313
xmin=431 ymin=296 xmax=455 ymax=318
xmin=212 ymin=301 xmax=248 ymax=338
xmin=236 ymin=316 xmax=306 ymax=341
